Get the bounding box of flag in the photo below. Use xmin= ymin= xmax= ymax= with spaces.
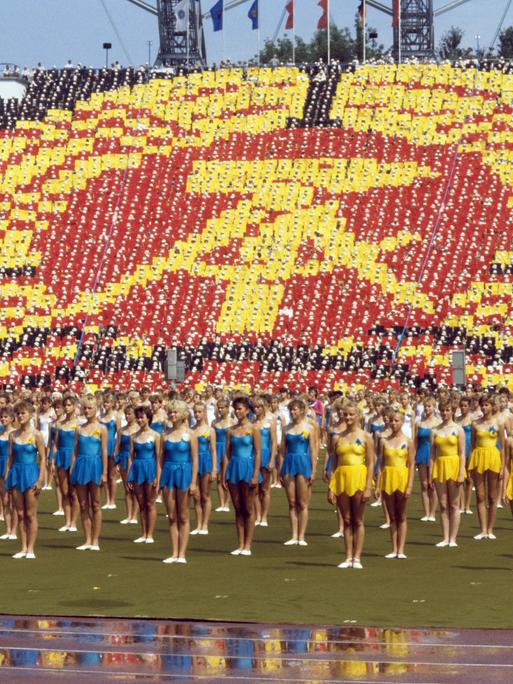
xmin=174 ymin=0 xmax=188 ymax=33
xmin=210 ymin=0 xmax=223 ymax=32
xmin=248 ymin=0 xmax=258 ymax=30
xmin=318 ymin=0 xmax=328 ymax=30
xmin=358 ymin=1 xmax=365 ymax=28
xmin=392 ymin=0 xmax=400 ymax=28
xmin=285 ymin=0 xmax=294 ymax=30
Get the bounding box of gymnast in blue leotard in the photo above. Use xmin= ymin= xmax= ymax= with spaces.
xmin=224 ymin=397 xmax=261 ymax=556
xmin=213 ymin=398 xmax=233 ymax=512
xmin=54 ymin=395 xmax=79 ymax=533
xmin=279 ymin=398 xmax=317 ymax=547
xmin=127 ymin=405 xmax=161 ymax=544
xmin=5 ymin=400 xmax=46 ymax=559
xmin=414 ymin=396 xmax=438 ymax=522
xmin=69 ymin=397 xmax=108 ymax=551
xmin=325 ymin=397 xmax=345 ymax=538
xmin=116 ymin=405 xmax=139 ymax=525
xmin=252 ymin=396 xmax=277 ymax=528
xmin=191 ymin=402 xmax=217 ymax=535
xmin=149 ymin=393 xmax=167 ymax=435
xmin=457 ymin=396 xmax=473 ymax=515
xmin=0 ymin=405 xmax=16 ymax=540
xmin=159 ymin=400 xmax=198 ymax=564
xmin=99 ymin=392 xmax=121 ymax=510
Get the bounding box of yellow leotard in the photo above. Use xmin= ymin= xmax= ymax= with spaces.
xmin=329 ymin=441 xmax=367 ymax=496
xmin=468 ymin=426 xmax=501 ymax=474
xmin=432 ymin=433 xmax=461 ymax=484
xmin=380 ymin=445 xmax=409 ymax=495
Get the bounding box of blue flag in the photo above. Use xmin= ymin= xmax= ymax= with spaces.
xmin=210 ymin=0 xmax=223 ymax=31
xmin=248 ymin=0 xmax=258 ymax=30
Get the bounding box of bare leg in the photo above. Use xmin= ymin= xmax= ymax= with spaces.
xmin=199 ymin=473 xmax=212 ymax=531
xmin=284 ymin=476 xmax=298 ymax=541
xmin=144 ymin=483 xmax=157 ymax=540
xmin=447 ymin=480 xmax=461 ymax=543
xmin=228 ymin=483 xmax=245 ymax=550
xmin=176 ymin=489 xmax=190 ymax=558
xmin=163 ymin=488 xmax=178 ymax=558
xmin=191 ymin=488 xmax=202 ymax=531
xmin=418 ymin=464 xmax=435 ymax=517
xmin=472 ymin=471 xmax=486 ymax=535
xmin=295 ymin=475 xmax=310 ymax=542
xmin=76 ymin=485 xmax=93 ymax=545
xmin=383 ymin=492 xmax=397 ymax=554
xmin=350 ymin=492 xmax=366 ymax=561
xmin=396 ymin=493 xmax=408 ymax=555
xmin=58 ymin=468 xmax=73 ymax=528
xmin=486 ymin=471 xmax=500 ymax=535
xmin=216 ymin=473 xmax=229 ymax=510
xmin=434 ymin=481 xmax=449 ymax=542
xmin=241 ymin=483 xmax=257 ymax=550
xmin=12 ymin=490 xmax=27 ymax=553
xmin=24 ymin=489 xmax=39 ymax=555
xmin=0 ymin=480 xmax=13 ymax=535
xmin=258 ymin=469 xmax=271 ymax=524
xmin=337 ymin=493 xmax=353 ymax=561
xmin=89 ymin=484 xmax=102 ymax=546
xmin=107 ymin=457 xmax=117 ymax=506
xmin=133 ymin=484 xmax=148 ymax=538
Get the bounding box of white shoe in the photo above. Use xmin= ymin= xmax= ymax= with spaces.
xmin=331 ymin=531 xmax=343 ymax=538
xmin=240 ymin=549 xmax=251 ymax=556
xmin=385 ymin=552 xmax=397 ymax=559
xmin=298 ymin=540 xmax=308 ymax=546
xmin=380 ymin=522 xmax=390 ymax=529
xmin=145 ymin=538 xmax=154 ymax=544
xmin=255 ymin=521 xmax=261 ymax=526
xmin=198 ymin=530 xmax=208 ymax=535
xmin=120 ymin=518 xmax=131 ymax=525
xmin=134 ymin=537 xmax=147 ymax=543
xmin=448 ymin=541 xmax=458 ymax=547
xmin=52 ymin=510 xmax=65 ymax=516
xmin=397 ymin=553 xmax=407 ymax=559
xmin=428 ymin=516 xmax=436 ymax=522
xmin=12 ymin=551 xmax=26 ymax=559
xmin=89 ymin=545 xmax=100 ymax=551
xmin=68 ymin=526 xmax=78 ymax=532
xmin=215 ymin=506 xmax=224 ymax=512
xmin=474 ymin=532 xmax=488 ymax=540
xmin=190 ymin=529 xmax=201 ymax=535
xmin=436 ymin=540 xmax=449 ymax=547
xmin=420 ymin=515 xmax=429 ymax=521
xmin=176 ymin=557 xmax=187 ymax=563
xmin=108 ymin=504 xmax=117 ymax=510
xmin=497 ymin=502 xmax=503 ymax=509
xmin=370 ymin=500 xmax=381 ymax=507
xmin=259 ymin=521 xmax=268 ymax=527
xmin=284 ymin=539 xmax=298 ymax=546
xmin=58 ymin=525 xmax=70 ymax=532
xmin=465 ymin=509 xmax=473 ymax=515
xmin=156 ymin=496 xmax=162 ymax=503
xmin=0 ymin=533 xmax=10 ymax=540
xmin=487 ymin=533 xmax=497 ymax=540
xmin=101 ymin=504 xmax=110 ymax=510
xmin=163 ymin=557 xmax=177 ymax=564
xmin=337 ymin=559 xmax=353 ymax=568
xmin=222 ymin=506 xmax=230 ymax=512
xmin=25 ymin=553 xmax=36 ymax=559
xmin=352 ymin=560 xmax=363 ymax=569
xmin=8 ymin=534 xmax=17 ymax=540
xmin=128 ymin=519 xmax=138 ymax=524
xmin=76 ymin=544 xmax=91 ymax=551
xmin=230 ymin=548 xmax=242 ymax=555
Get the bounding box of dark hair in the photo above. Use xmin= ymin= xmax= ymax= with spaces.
xmin=288 ymin=398 xmax=306 ymax=413
xmin=232 ymin=397 xmax=251 ymax=412
xmin=52 ymin=398 xmax=64 ymax=410
xmin=0 ymin=405 xmax=14 ymax=419
xmin=308 ymin=386 xmax=318 ymax=396
xmin=135 ymin=405 xmax=153 ymax=424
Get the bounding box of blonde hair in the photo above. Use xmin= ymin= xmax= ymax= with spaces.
xmin=168 ymin=400 xmax=190 ymax=422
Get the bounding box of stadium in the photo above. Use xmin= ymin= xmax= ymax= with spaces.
xmin=1 ymin=0 xmax=513 ymax=681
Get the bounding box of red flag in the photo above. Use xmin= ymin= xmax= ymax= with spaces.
xmin=285 ymin=0 xmax=294 ymax=30
xmin=392 ymin=0 xmax=400 ymax=28
xmin=318 ymin=0 xmax=328 ymax=29
xmin=358 ymin=1 xmax=365 ymax=27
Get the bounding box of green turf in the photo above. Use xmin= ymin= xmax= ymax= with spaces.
xmin=1 ymin=468 xmax=512 ymax=628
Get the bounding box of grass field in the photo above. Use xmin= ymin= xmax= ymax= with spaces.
xmin=1 ymin=468 xmax=513 ymax=628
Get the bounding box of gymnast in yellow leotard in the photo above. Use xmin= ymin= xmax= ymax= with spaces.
xmin=429 ymin=400 xmax=466 ymax=548
xmin=328 ymin=402 xmax=374 ymax=570
xmin=375 ymin=410 xmax=414 ymax=559
xmin=469 ymin=394 xmax=504 ymax=540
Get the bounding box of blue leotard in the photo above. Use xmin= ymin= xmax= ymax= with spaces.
xmin=260 ymin=426 xmax=272 ymax=469
xmin=115 ymin=432 xmax=132 ymax=470
xmin=160 ymin=438 xmax=192 ymax=491
xmin=0 ymin=436 xmax=9 ymax=478
xmin=416 ymin=426 xmax=432 ymax=467
xmin=214 ymin=426 xmax=227 ymax=470
xmin=54 ymin=427 xmax=76 ymax=470
xmin=6 ymin=440 xmax=39 ymax=492
xmin=370 ymin=423 xmax=385 ymax=475
xmin=280 ymin=432 xmax=312 ymax=479
xmin=225 ymin=433 xmax=262 ymax=484
xmin=127 ymin=440 xmax=157 ymax=484
xmin=100 ymin=417 xmax=117 ymax=458
xmin=463 ymin=424 xmax=472 ymax=464
xmin=48 ymin=424 xmax=57 ymax=464
xmin=197 ymin=434 xmax=213 ymax=476
xmin=150 ymin=421 xmax=164 ymax=435
xmin=70 ymin=433 xmax=103 ymax=486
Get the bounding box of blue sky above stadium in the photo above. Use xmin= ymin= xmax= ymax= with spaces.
xmin=2 ymin=0 xmax=510 ymax=68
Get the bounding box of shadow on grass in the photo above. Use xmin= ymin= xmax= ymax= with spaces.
xmin=454 ymin=565 xmax=511 ymax=571
xmin=59 ymin=598 xmax=133 ymax=609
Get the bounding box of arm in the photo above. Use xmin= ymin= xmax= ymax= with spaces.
xmin=100 ymin=426 xmax=108 ymax=485
xmin=5 ymin=433 xmax=14 ymax=481
xmin=34 ymin=431 xmax=47 ymax=493
xmin=278 ymin=427 xmax=286 ymax=478
xmin=308 ymin=427 xmax=317 ymax=483
xmin=222 ymin=430 xmax=231 ymax=489
xmin=154 ymin=434 xmax=162 ymax=487
xmin=127 ymin=436 xmax=135 ymax=491
xmin=363 ymin=432 xmax=374 ymax=501
xmin=209 ymin=428 xmax=217 ymax=479
xmin=375 ymin=437 xmax=383 ymax=499
xmin=457 ymin=427 xmax=466 ymax=484
xmin=428 ymin=430 xmax=435 ymax=488
xmin=69 ymin=429 xmax=79 ymax=475
xmin=269 ymin=418 xmax=277 ymax=470
xmin=405 ymin=438 xmax=415 ymax=497
xmin=251 ymin=426 xmax=261 ymax=486
xmin=498 ymin=422 xmax=505 ymax=480
xmin=190 ymin=434 xmax=198 ymax=494
xmin=114 ymin=415 xmax=122 ymax=457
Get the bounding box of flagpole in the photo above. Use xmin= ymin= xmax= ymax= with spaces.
xmin=398 ymin=0 xmax=402 ymax=64
xmin=327 ymin=0 xmax=331 ymax=65
xmin=186 ymin=0 xmax=190 ymax=66
xmin=222 ymin=0 xmax=225 ymax=64
xmin=363 ymin=0 xmax=366 ymax=64
xmin=292 ymin=0 xmax=295 ymax=65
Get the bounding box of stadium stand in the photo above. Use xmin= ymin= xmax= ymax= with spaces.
xmin=1 ymin=62 xmax=513 ymax=392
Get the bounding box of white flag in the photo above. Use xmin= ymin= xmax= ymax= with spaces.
xmin=174 ymin=0 xmax=189 ymax=32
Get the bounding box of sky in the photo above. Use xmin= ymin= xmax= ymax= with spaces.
xmin=1 ymin=0 xmax=511 ymax=69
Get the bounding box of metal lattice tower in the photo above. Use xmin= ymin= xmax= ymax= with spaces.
xmin=155 ymin=0 xmax=206 ymax=67
xmin=395 ymin=0 xmax=435 ymax=60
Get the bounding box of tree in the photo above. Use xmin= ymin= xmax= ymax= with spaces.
xmin=438 ymin=26 xmax=473 ymax=61
xmin=354 ymin=13 xmax=385 ymax=62
xmin=498 ymin=26 xmax=513 ymax=59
